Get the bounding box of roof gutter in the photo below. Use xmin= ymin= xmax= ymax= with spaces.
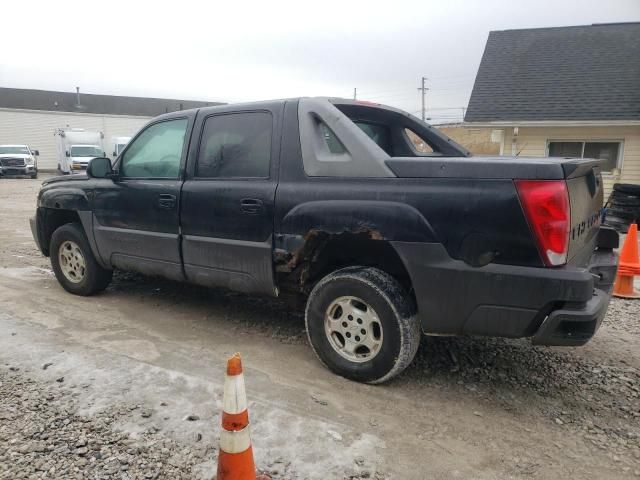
xmin=464 ymin=120 xmax=640 ymax=127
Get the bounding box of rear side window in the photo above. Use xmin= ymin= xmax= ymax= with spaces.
xmin=197 ymin=112 xmax=272 ymax=178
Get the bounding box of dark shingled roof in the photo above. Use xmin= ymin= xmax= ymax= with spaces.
xmin=465 ymin=23 xmax=640 ymax=122
xmin=0 ymin=87 xmax=224 ymax=117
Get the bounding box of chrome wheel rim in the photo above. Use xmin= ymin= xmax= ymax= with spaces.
xmin=58 ymin=240 xmax=86 ymax=284
xmin=324 ymin=296 xmax=383 ymax=363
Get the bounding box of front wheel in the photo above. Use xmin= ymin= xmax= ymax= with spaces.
xmin=50 ymin=223 xmax=112 ymax=295
xmin=305 ymin=267 xmax=420 ymax=384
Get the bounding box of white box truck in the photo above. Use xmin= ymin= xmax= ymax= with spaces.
xmin=54 ymin=128 xmax=105 ymax=174
xmin=111 ymin=136 xmax=132 ymax=158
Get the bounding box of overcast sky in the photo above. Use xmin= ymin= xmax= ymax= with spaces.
xmin=2 ymin=0 xmax=638 ymax=123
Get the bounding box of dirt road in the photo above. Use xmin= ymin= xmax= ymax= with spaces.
xmin=0 ymin=176 xmax=639 ymax=479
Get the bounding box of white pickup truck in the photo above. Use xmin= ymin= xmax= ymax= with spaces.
xmin=0 ymin=144 xmax=39 ymax=178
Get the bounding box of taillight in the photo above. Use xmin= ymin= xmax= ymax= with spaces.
xmin=515 ymin=180 xmax=570 ymax=266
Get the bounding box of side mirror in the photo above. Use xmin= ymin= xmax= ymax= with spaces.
xmin=65 ymin=151 xmax=70 ymax=157
xmin=112 ymin=152 xmax=117 ymax=157
xmin=86 ymin=157 xmax=114 ymax=179
xmin=34 ymin=150 xmax=40 ymax=156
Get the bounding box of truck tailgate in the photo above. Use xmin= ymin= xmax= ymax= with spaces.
xmin=564 ymin=159 xmax=604 ymax=265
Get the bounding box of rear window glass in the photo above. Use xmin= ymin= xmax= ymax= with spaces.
xmin=320 ymin=121 xmax=392 ymax=155
xmin=355 ymin=122 xmax=392 ymax=155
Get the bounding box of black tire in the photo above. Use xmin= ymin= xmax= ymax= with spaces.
xmin=611 ymin=200 xmax=640 ymax=209
xmin=50 ymin=223 xmax=112 ymax=296
xmin=30 ymin=172 xmax=38 ymax=179
xmin=613 ymin=183 xmax=640 ymax=196
xmin=609 ymin=194 xmax=640 ymax=207
xmin=305 ymin=266 xmax=420 ymax=384
xmin=607 ymin=207 xmax=639 ymax=219
xmin=604 ymin=217 xmax=633 ymax=233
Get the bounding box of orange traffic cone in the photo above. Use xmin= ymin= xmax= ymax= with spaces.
xmin=613 ymin=223 xmax=640 ymax=299
xmin=216 ymin=353 xmax=269 ymax=480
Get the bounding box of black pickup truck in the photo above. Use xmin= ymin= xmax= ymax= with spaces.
xmin=30 ymin=97 xmax=619 ymax=383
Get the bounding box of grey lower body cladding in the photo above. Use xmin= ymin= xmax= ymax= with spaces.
xmin=392 ymin=237 xmax=618 ymax=346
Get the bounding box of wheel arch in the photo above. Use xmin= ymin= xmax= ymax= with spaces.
xmin=37 ymin=208 xmax=105 ymax=267
xmin=279 ymin=200 xmax=436 ymax=243
xmin=275 ymin=229 xmax=418 ymax=313
xmin=276 ymin=200 xmax=432 ymax=304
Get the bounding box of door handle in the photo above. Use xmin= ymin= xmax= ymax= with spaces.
xmin=158 ymin=193 xmax=176 ymax=209
xmin=240 ymin=198 xmax=263 ymax=214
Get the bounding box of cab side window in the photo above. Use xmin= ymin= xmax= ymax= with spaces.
xmin=197 ymin=112 xmax=272 ymax=178
xmin=120 ymin=119 xmax=188 ymax=178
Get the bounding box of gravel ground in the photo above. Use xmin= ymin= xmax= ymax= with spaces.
xmin=0 ymin=363 xmax=383 ymax=480
xmin=0 ymin=368 xmax=208 ymax=480
xmin=606 ymin=298 xmax=640 ymax=336
xmin=415 ymin=330 xmax=640 ymax=462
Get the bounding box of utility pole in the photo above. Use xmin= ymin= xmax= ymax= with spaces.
xmin=417 ymin=77 xmax=428 ymax=121
xmin=353 ymin=88 xmax=357 ymax=100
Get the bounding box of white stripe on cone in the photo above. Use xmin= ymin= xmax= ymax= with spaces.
xmin=220 ymin=425 xmax=252 ymax=454
xmin=223 ymin=373 xmax=247 ymax=414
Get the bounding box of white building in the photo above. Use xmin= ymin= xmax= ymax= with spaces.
xmin=0 ymin=87 xmax=222 ymax=171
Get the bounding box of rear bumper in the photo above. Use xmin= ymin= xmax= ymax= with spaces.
xmin=531 ymin=288 xmax=611 ymax=346
xmin=392 ymin=229 xmax=618 ymax=346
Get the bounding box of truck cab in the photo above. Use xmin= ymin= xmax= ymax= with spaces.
xmin=68 ymin=144 xmax=105 ymax=171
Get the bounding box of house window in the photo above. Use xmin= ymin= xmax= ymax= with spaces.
xmin=548 ymin=141 xmax=621 ymax=173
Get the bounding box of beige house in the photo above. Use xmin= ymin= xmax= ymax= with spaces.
xmin=463 ymin=23 xmax=640 ymax=197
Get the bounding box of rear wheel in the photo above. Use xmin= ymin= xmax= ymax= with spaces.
xmin=305 ymin=266 xmax=420 ymax=384
xmin=50 ymin=223 xmax=112 ymax=295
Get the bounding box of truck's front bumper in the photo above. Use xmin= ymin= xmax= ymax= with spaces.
xmin=0 ymin=165 xmax=36 ymax=176
xmin=392 ymin=229 xmax=619 ymax=346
